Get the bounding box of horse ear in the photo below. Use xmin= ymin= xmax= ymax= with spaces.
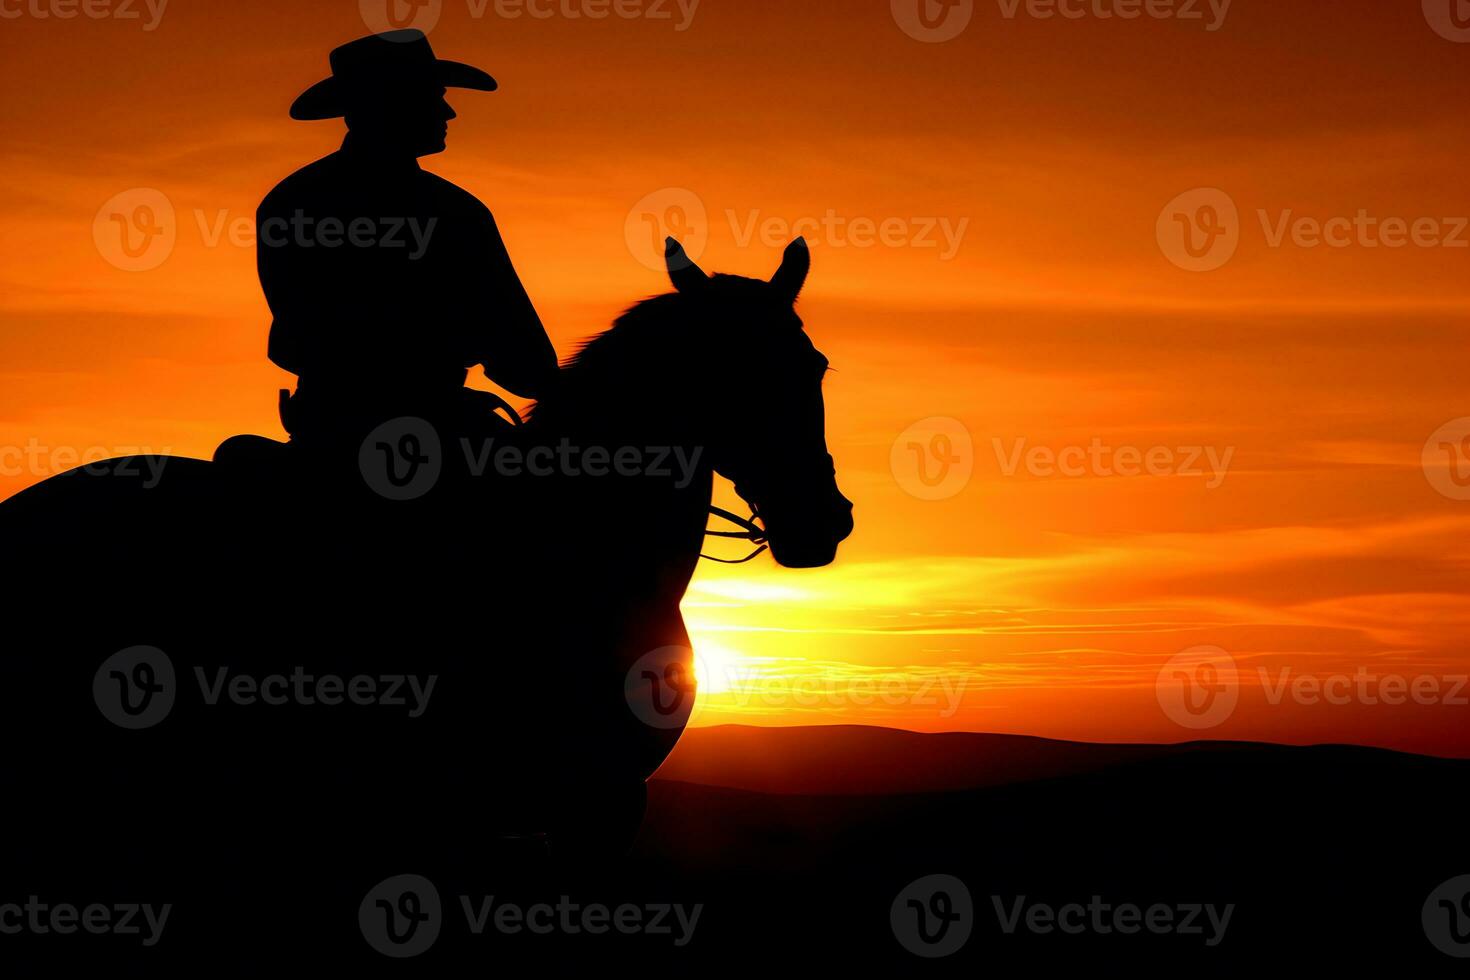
xmin=770 ymin=237 xmax=811 ymax=303
xmin=665 ymin=237 xmax=709 ymax=294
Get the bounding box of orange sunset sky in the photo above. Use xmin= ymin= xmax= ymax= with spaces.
xmin=2 ymin=0 xmax=1468 ymax=754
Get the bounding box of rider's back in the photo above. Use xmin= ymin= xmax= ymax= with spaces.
xmin=257 ymin=137 xmax=510 ymax=439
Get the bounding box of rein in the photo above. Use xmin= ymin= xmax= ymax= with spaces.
xmin=701 ymin=506 xmax=768 ymax=564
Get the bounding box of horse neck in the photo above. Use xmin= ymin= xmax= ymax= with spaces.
xmin=529 ymin=375 xmax=674 ymax=449
xmin=530 ymin=303 xmax=701 ymax=450
xmin=526 ymin=324 xmax=715 ymax=598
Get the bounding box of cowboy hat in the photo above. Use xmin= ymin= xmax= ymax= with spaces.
xmin=290 ymin=30 xmax=497 ymax=121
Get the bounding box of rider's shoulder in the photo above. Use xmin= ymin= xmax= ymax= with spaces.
xmin=417 ymin=170 xmax=495 ymax=222
xmin=258 ymin=154 xmax=341 ymax=214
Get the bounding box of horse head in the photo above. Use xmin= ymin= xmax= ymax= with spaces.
xmin=664 ymin=236 xmax=854 ymax=568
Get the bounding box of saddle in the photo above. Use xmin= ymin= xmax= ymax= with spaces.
xmin=213 ymin=386 xmax=522 ymax=475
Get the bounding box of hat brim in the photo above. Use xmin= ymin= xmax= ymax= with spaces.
xmin=289 ymin=60 xmax=497 ymax=121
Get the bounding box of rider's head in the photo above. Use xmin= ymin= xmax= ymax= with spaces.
xmin=345 ymin=83 xmax=457 ymax=158
xmin=290 ymin=30 xmax=496 ymax=159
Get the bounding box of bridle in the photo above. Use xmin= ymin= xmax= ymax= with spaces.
xmin=698 ymin=453 xmax=838 ymax=564
xmin=701 ymin=505 xmax=768 ymax=564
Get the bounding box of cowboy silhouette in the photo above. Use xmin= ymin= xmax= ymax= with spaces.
xmin=257 ymin=30 xmax=557 ymax=451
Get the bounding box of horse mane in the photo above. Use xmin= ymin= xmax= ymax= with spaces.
xmin=528 ymin=272 xmax=768 ymax=426
xmin=527 ymin=293 xmax=669 ymax=424
xmin=529 ymin=284 xmax=725 ymax=424
xmin=565 ymin=293 xmax=681 ymax=371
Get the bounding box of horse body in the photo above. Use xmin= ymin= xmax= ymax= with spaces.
xmin=0 ymin=238 xmax=851 ymax=883
xmin=2 ymin=409 xmax=710 ymax=838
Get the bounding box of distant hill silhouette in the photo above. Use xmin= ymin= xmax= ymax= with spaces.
xmin=634 ymin=726 xmax=1470 ymax=972
xmin=654 ymin=723 xmax=1284 ymax=795
xmin=8 ymin=726 xmax=1466 ymax=971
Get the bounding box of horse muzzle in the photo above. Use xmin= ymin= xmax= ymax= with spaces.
xmin=761 ymin=491 xmax=854 ymax=569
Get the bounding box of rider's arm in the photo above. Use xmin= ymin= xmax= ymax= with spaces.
xmin=470 ymin=208 xmax=559 ymax=400
xmin=257 ymin=199 xmax=306 ymax=376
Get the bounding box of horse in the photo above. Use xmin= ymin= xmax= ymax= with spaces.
xmin=0 ymin=237 xmax=851 ymax=934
